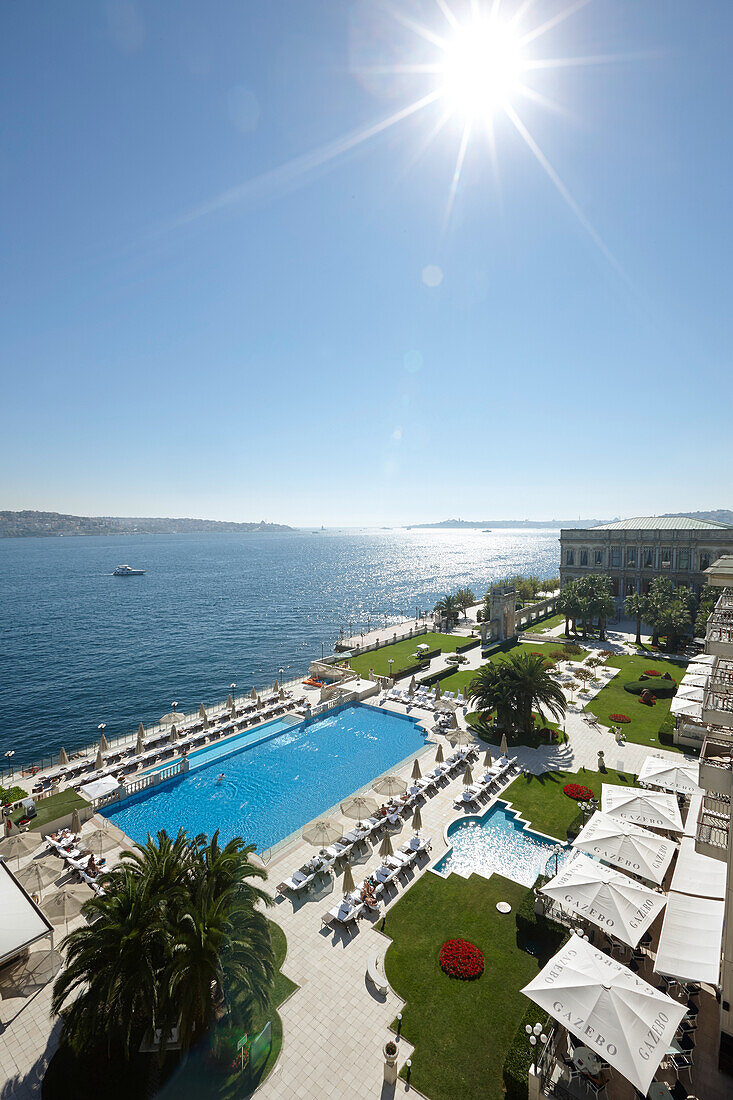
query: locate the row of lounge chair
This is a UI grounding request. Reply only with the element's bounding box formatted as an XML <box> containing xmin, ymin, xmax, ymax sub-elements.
<box><xmin>45</xmin><ymin>830</ymin><xmax>106</xmax><ymax>895</ymax></box>
<box><xmin>61</xmin><ymin>698</ymin><xmax>301</xmax><ymax>792</ymax></box>
<box><xmin>453</xmin><ymin>756</ymin><xmax>521</xmax><ymax>808</ymax></box>
<box><xmin>383</xmin><ymin>685</ymin><xmax>467</xmax><ymax>709</ymax></box>
<box><xmin>322</xmin><ymin>834</ymin><xmax>434</xmax><ymax>929</ymax></box>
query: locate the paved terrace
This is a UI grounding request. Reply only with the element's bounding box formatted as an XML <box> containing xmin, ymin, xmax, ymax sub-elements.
<box><xmin>0</xmin><ymin>628</ymin><xmax>701</xmax><ymax>1099</ymax></box>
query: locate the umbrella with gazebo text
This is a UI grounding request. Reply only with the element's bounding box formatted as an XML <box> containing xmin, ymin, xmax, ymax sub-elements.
<box><xmin>522</xmin><ymin>934</ymin><xmax>686</xmax><ymax>1095</ymax></box>
<box><xmin>572</xmin><ymin>811</ymin><xmax>676</xmax><ymax>886</ymax></box>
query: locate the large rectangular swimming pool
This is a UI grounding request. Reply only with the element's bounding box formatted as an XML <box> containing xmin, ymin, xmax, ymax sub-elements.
<box><xmin>101</xmin><ymin>703</ymin><xmax>427</xmax><ymax>851</ymax></box>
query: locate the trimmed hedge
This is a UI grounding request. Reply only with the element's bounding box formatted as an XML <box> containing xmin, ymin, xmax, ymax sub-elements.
<box><xmin>419</xmin><ymin>665</ymin><xmax>463</xmax><ymax>687</ymax></box>
<box><xmin>416</xmin><ymin>647</ymin><xmax>441</xmax><ymax>662</ymax></box>
<box><xmin>503</xmin><ymin>1003</ymin><xmax>552</xmax><ymax>1100</ymax></box>
<box><xmin>658</xmin><ymin>713</ymin><xmax>675</xmax><ymax>746</ymax></box>
<box><xmin>456</xmin><ymin>638</ymin><xmax>481</xmax><ymax>653</ymax></box>
<box><xmin>624</xmin><ymin>679</ymin><xmax>677</xmax><ymax>699</ymax></box>
<box><xmin>394</xmin><ymin>660</ymin><xmax>429</xmax><ymax>682</ymax></box>
<box><xmin>515</xmin><ymin>878</ymin><xmax>568</xmax><ymax>959</ymax></box>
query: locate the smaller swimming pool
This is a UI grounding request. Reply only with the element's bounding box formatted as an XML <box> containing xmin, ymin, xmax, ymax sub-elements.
<box><xmin>433</xmin><ymin>800</ymin><xmax>571</xmax><ymax>887</ymax></box>
<box><xmin>143</xmin><ymin>716</ymin><xmax>299</xmax><ymax>776</ymax></box>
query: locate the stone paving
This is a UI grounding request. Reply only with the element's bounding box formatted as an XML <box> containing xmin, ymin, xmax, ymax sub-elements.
<box><xmin>0</xmin><ymin>631</ymin><xmax>697</xmax><ymax>1099</ymax></box>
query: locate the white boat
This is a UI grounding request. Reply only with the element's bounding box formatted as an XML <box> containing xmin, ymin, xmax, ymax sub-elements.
<box><xmin>113</xmin><ymin>564</ymin><xmax>146</xmax><ymax>576</ymax></box>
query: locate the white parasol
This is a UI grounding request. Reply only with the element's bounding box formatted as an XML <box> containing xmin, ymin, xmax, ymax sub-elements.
<box><xmin>573</xmin><ymin>811</ymin><xmax>676</xmax><ymax>885</ymax></box>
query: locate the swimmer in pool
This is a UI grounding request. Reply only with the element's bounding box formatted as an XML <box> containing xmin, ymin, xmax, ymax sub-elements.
<box><xmin>216</xmin><ymin>773</ymin><xmax>225</xmax><ymax>783</ymax></box>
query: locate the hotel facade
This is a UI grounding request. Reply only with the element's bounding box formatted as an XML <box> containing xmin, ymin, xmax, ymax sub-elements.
<box><xmin>559</xmin><ymin>516</ymin><xmax>733</xmax><ymax>605</ymax></box>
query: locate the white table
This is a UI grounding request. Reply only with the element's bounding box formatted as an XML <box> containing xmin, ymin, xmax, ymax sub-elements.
<box><xmin>573</xmin><ymin>1046</ymin><xmax>602</xmax><ymax>1075</ymax></box>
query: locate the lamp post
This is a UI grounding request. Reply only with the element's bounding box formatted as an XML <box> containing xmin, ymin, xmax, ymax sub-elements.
<box><xmin>4</xmin><ymin>750</ymin><xmax>15</xmax><ymax>780</ymax></box>
<box><xmin>388</xmin><ymin>658</ymin><xmax>394</xmax><ymax>683</ymax></box>
<box><xmin>551</xmin><ymin>844</ymin><xmax>563</xmax><ymax>876</ymax></box>
<box><xmin>525</xmin><ymin>1022</ymin><xmax>548</xmax><ymax>1051</ymax></box>
<box><xmin>279</xmin><ymin>668</ymin><xmax>284</xmax><ymax>688</ymax></box>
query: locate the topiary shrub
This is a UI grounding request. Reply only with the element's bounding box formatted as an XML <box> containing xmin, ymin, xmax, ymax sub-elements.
<box><xmin>624</xmin><ymin>679</ymin><xmax>676</xmax><ymax>699</ymax></box>
<box><xmin>658</xmin><ymin>713</ymin><xmax>675</xmax><ymax>746</ymax></box>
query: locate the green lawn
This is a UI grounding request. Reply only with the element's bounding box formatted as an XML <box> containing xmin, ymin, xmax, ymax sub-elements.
<box><xmin>502</xmin><ymin>767</ymin><xmax>637</xmax><ymax>840</ymax></box>
<box><xmin>10</xmin><ymin>787</ymin><xmax>86</xmax><ymax>831</ymax></box>
<box><xmin>383</xmin><ymin>872</ymin><xmax>540</xmax><ymax>1100</ymax></box>
<box><xmin>584</xmin><ymin>653</ymin><xmax>687</xmax><ymax>752</ymax></box>
<box><xmin>524</xmin><ymin>612</ymin><xmax>566</xmax><ymax>634</ymax></box>
<box><xmin>347</xmin><ymin>631</ymin><xmax>477</xmax><ymax>679</ymax></box>
<box><xmin>436</xmin><ymin>640</ymin><xmax>587</xmax><ymax>698</ymax></box>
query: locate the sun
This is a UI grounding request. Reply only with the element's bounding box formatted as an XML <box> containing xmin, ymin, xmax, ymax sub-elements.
<box><xmin>437</xmin><ymin>16</ymin><xmax>526</xmax><ymax>121</ymax></box>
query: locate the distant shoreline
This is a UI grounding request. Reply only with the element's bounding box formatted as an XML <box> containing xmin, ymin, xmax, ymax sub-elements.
<box><xmin>0</xmin><ymin>510</ymin><xmax>293</xmax><ymax>539</ymax></box>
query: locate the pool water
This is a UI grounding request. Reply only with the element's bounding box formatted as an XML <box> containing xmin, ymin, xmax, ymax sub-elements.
<box><xmin>143</xmin><ymin>716</ymin><xmax>299</xmax><ymax>775</ymax></box>
<box><xmin>433</xmin><ymin>801</ymin><xmax>571</xmax><ymax>887</ymax></box>
<box><xmin>101</xmin><ymin>703</ymin><xmax>426</xmax><ymax>851</ymax></box>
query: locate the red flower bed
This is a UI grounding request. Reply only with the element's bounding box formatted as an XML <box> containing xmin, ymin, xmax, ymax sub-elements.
<box><xmin>439</xmin><ymin>939</ymin><xmax>484</xmax><ymax>980</ymax></box>
<box><xmin>643</xmin><ymin>669</ymin><xmax>661</xmax><ymax>677</ymax></box>
<box><xmin>609</xmin><ymin>713</ymin><xmax>630</xmax><ymax>723</ymax></box>
<box><xmin>563</xmin><ymin>783</ymin><xmax>594</xmax><ymax>801</ymax></box>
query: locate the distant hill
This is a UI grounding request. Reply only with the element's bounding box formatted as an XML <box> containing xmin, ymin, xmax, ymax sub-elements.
<box><xmin>662</xmin><ymin>510</ymin><xmax>733</xmax><ymax>526</ymax></box>
<box><xmin>404</xmin><ymin>519</ymin><xmax>609</xmax><ymax>530</ymax></box>
<box><xmin>0</xmin><ymin>511</ymin><xmax>293</xmax><ymax>538</ymax></box>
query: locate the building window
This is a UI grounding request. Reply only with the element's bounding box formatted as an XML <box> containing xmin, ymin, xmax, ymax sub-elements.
<box><xmin>661</xmin><ymin>548</ymin><xmax>672</xmax><ymax>566</ymax></box>
<box><xmin>580</xmin><ymin>550</ymin><xmax>588</xmax><ymax>566</ymax></box>
<box><xmin>643</xmin><ymin>548</ymin><xmax>654</xmax><ymax>568</ymax></box>
<box><xmin>611</xmin><ymin>546</ymin><xmax>621</xmax><ymax>568</ymax></box>
<box><xmin>594</xmin><ymin>550</ymin><xmax>603</xmax><ymax>565</ymax></box>
<box><xmin>566</xmin><ymin>550</ymin><xmax>575</xmax><ymax>566</ymax></box>
<box><xmin>700</xmin><ymin>552</ymin><xmax>710</xmax><ymax>570</ymax></box>
<box><xmin>626</xmin><ymin>548</ymin><xmax>636</xmax><ymax>566</ymax></box>
<box><xmin>678</xmin><ymin>548</ymin><xmax>690</xmax><ymax>570</ymax></box>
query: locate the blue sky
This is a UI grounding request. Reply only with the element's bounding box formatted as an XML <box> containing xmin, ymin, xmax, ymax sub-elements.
<box><xmin>1</xmin><ymin>1</ymin><xmax>731</xmax><ymax>526</ymax></box>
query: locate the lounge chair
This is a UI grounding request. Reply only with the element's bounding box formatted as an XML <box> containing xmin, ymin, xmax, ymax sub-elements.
<box><xmin>276</xmin><ymin>869</ymin><xmax>315</xmax><ymax>895</ymax></box>
<box><xmin>400</xmin><ymin>835</ymin><xmax>432</xmax><ymax>855</ymax></box>
<box><xmin>374</xmin><ymin>863</ymin><xmax>398</xmax><ymax>886</ymax></box>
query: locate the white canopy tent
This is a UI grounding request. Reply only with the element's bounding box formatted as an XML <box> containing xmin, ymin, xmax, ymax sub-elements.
<box><xmin>602</xmin><ymin>785</ymin><xmax>683</xmax><ymax>833</ymax></box>
<box><xmin>0</xmin><ymin>861</ymin><xmax>54</xmax><ymax>967</ymax></box>
<box><xmin>670</xmin><ymin>696</ymin><xmax>702</xmax><ymax>719</ymax></box>
<box><xmin>541</xmin><ymin>851</ymin><xmax>666</xmax><ymax>948</ymax></box>
<box><xmin>675</xmin><ymin>685</ymin><xmax>705</xmax><ymax>702</ymax></box>
<box><xmin>655</xmin><ymin>892</ymin><xmax>724</xmax><ymax>985</ymax></box>
<box><xmin>573</xmin><ymin>811</ymin><xmax>675</xmax><ymax>885</ymax></box>
<box><xmin>670</xmin><ymin>837</ymin><xmax>726</xmax><ymax>900</ymax></box>
<box><xmin>522</xmin><ymin>934</ymin><xmax>687</xmax><ymax>1095</ymax></box>
<box><xmin>677</xmin><ymin>672</ymin><xmax>709</xmax><ymax>688</ymax></box>
<box><xmin>79</xmin><ymin>775</ymin><xmax>120</xmax><ymax>802</ymax></box>
<box><xmin>637</xmin><ymin>757</ymin><xmax>702</xmax><ymax>797</ymax></box>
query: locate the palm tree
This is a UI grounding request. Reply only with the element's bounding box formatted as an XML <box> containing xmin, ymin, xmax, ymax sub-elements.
<box><xmin>52</xmin><ymin>830</ymin><xmax>275</xmax><ymax>1060</ymax></box>
<box><xmin>556</xmin><ymin>582</ymin><xmax>580</xmax><ymax>636</ymax></box>
<box><xmin>51</xmin><ymin>868</ymin><xmax>165</xmax><ymax>1056</ymax></box>
<box><xmin>646</xmin><ymin>577</ymin><xmax>675</xmax><ymax>648</ymax></box>
<box><xmin>454</xmin><ymin>587</ymin><xmax>476</xmax><ymax>619</ymax></box>
<box><xmin>624</xmin><ymin>592</ymin><xmax>647</xmax><ymax>646</ymax></box>
<box><xmin>502</xmin><ymin>651</ymin><xmax>567</xmax><ymax>735</ymax></box>
<box><xmin>434</xmin><ymin>593</ymin><xmax>459</xmax><ymax>627</ymax></box>
<box><xmin>467</xmin><ymin>663</ymin><xmax>516</xmax><ymax>730</ymax></box>
<box><xmin>656</xmin><ymin>599</ymin><xmax>692</xmax><ymax>653</ymax></box>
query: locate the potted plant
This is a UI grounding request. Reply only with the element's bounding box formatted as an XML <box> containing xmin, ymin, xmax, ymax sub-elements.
<box><xmin>383</xmin><ymin>1039</ymin><xmax>399</xmax><ymax>1084</ymax></box>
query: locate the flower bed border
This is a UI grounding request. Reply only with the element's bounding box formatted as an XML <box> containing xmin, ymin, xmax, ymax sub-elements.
<box><xmin>439</xmin><ymin>938</ymin><xmax>484</xmax><ymax>981</ymax></box>
<box><xmin>609</xmin><ymin>713</ymin><xmax>631</xmax><ymax>723</ymax></box>
<box><xmin>563</xmin><ymin>783</ymin><xmax>594</xmax><ymax>802</ymax></box>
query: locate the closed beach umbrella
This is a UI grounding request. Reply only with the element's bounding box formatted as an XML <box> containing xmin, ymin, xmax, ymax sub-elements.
<box><xmin>43</xmin><ymin>884</ymin><xmax>90</xmax><ymax>928</ymax></box>
<box><xmin>342</xmin><ymin>861</ymin><xmax>355</xmax><ymax>896</ymax></box>
<box><xmin>500</xmin><ymin>732</ymin><xmax>508</xmax><ymax>756</ymax></box>
<box><xmin>412</xmin><ymin>806</ymin><xmax>423</xmax><ymax>833</ymax></box>
<box><xmin>94</xmin><ymin>747</ymin><xmax>104</xmax><ymax>771</ymax></box>
<box><xmin>230</xmin><ymin>703</ymin><xmax>237</xmax><ymax>720</ymax></box>
<box><xmin>449</xmin><ymin>711</ymin><xmax>458</xmax><ymax>729</ymax></box>
<box><xmin>411</xmin><ymin>758</ymin><xmax>422</xmax><ymax>780</ymax></box>
<box><xmin>256</xmin><ymin>695</ymin><xmax>263</xmax><ymax>710</ymax></box>
<box><xmin>409</xmin><ymin>676</ymin><xmax>416</xmax><ymax>695</ymax></box>
<box><xmin>302</xmin><ymin>819</ymin><xmax>343</xmax><ymax>847</ymax></box>
<box><xmin>434</xmin><ymin>682</ymin><xmax>441</xmax><ymax>699</ymax></box>
<box><xmin>435</xmin><ymin>743</ymin><xmax>444</xmax><ymax>764</ymax></box>
<box><xmin>250</xmin><ymin>687</ymin><xmax>257</xmax><ymax>700</ymax></box>
<box><xmin>373</xmin><ymin>775</ymin><xmax>407</xmax><ymax>798</ymax></box>
<box><xmin>17</xmin><ymin>861</ymin><xmax>58</xmax><ymax>897</ymax></box>
<box><xmin>226</xmin><ymin>694</ymin><xmax>234</xmax><ymax>709</ymax></box>
<box><xmin>279</xmin><ymin>688</ymin><xmax>285</xmax><ymax>700</ymax></box>
<box><xmin>0</xmin><ymin>831</ymin><xmax>38</xmax><ymax>867</ymax></box>
<box><xmin>522</xmin><ymin>935</ymin><xmax>686</xmax><ymax>1095</ymax></box>
<box><xmin>273</xmin><ymin>680</ymin><xmax>279</xmax><ymax>693</ymax></box>
<box><xmin>70</xmin><ymin>809</ymin><xmax>82</xmax><ymax>835</ymax></box>
<box><xmin>168</xmin><ymin>724</ymin><xmax>178</xmax><ymax>744</ymax></box>
<box><xmin>136</xmin><ymin>729</ymin><xmax>145</xmax><ymax>756</ymax></box>
<box><xmin>463</xmin><ymin>765</ymin><xmax>474</xmax><ymax>787</ymax></box>
<box><xmin>84</xmin><ymin>828</ymin><xmax>117</xmax><ymax>857</ymax></box>
<box><xmin>341</xmin><ymin>794</ymin><xmax>378</xmax><ymax>824</ymax></box>
<box><xmin>379</xmin><ymin>833</ymin><xmax>394</xmax><ymax>858</ymax></box>
<box><xmin>58</xmin><ymin>747</ymin><xmax>69</xmax><ymax>767</ymax></box>
<box><xmin>483</xmin><ymin>748</ymin><xmax>493</xmax><ymax>768</ymax></box>
<box><xmin>99</xmin><ymin>733</ymin><xmax>109</xmax><ymax>753</ymax></box>
<box><xmin>199</xmin><ymin>704</ymin><xmax>207</xmax><ymax>720</ymax></box>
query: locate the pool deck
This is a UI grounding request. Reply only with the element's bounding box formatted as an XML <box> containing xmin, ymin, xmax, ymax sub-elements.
<box><xmin>0</xmin><ymin>632</ymin><xmax>701</xmax><ymax>1099</ymax></box>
